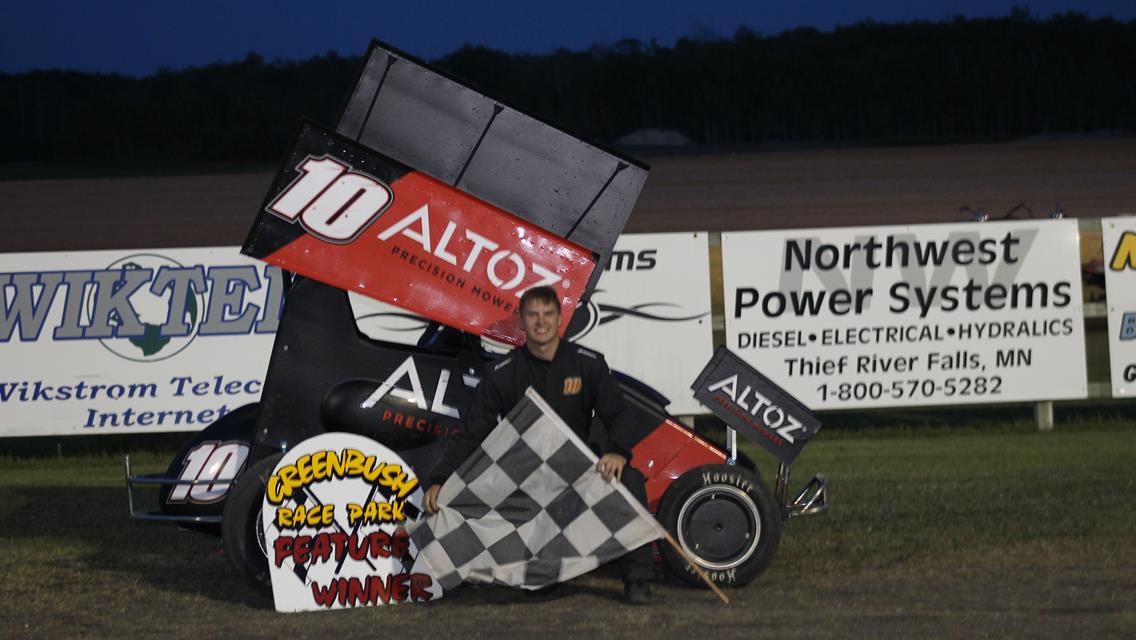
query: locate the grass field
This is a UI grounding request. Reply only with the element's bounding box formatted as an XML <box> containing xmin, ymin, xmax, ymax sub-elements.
<box><xmin>2</xmin><ymin>419</ymin><xmax>1134</xmax><ymax>639</ymax></box>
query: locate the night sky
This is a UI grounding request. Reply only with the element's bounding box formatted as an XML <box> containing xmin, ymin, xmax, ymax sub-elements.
<box><xmin>2</xmin><ymin>1</ymin><xmax>1133</xmax><ymax>76</ymax></box>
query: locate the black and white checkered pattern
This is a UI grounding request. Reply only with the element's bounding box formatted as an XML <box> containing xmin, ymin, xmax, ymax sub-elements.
<box><xmin>407</xmin><ymin>388</ymin><xmax>664</xmax><ymax>590</ymax></box>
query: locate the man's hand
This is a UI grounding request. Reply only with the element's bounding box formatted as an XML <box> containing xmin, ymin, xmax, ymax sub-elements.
<box><xmin>597</xmin><ymin>453</ymin><xmax>627</xmax><ymax>483</ymax></box>
<box><xmin>424</xmin><ymin>484</ymin><xmax>443</xmax><ymax>514</ymax></box>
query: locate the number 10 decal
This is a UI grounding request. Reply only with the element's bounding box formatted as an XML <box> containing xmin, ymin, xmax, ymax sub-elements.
<box><xmin>267</xmin><ymin>155</ymin><xmax>394</xmax><ymax>243</ymax></box>
<box><xmin>167</xmin><ymin>441</ymin><xmax>251</xmax><ymax>504</ymax></box>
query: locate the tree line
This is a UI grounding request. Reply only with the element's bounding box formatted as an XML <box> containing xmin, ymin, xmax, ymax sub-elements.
<box><xmin>2</xmin><ymin>10</ymin><xmax>1133</xmax><ymax>170</ymax></box>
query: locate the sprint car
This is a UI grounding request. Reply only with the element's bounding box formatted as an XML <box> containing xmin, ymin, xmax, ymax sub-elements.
<box><xmin>126</xmin><ymin>40</ymin><xmax>826</xmax><ymax>590</ymax></box>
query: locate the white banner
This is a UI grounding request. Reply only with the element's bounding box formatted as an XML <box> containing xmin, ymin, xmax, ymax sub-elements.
<box><xmin>0</xmin><ymin>248</ymin><xmax>281</xmax><ymax>436</ymax></box>
<box><xmin>352</xmin><ymin>233</ymin><xmax>714</xmax><ymax>415</ymax></box>
<box><xmin>1103</xmin><ymin>217</ymin><xmax>1136</xmax><ymax>397</ymax></box>
<box><xmin>722</xmin><ymin>220</ymin><xmax>1088</xmax><ymax>409</ymax></box>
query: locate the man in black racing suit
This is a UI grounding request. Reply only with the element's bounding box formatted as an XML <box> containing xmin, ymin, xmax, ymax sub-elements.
<box><xmin>423</xmin><ymin>285</ymin><xmax>654</xmax><ymax>604</ymax></box>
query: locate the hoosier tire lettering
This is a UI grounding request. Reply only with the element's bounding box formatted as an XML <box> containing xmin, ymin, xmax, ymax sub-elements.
<box><xmin>658</xmin><ymin>464</ymin><xmax>781</xmax><ymax>588</ymax></box>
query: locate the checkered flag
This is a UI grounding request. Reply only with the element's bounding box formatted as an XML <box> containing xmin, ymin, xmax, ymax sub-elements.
<box><xmin>406</xmin><ymin>388</ymin><xmax>665</xmax><ymax>590</ymax></box>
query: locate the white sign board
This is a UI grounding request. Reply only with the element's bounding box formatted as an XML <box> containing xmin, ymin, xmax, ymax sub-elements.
<box><xmin>352</xmin><ymin>232</ymin><xmax>714</xmax><ymax>415</ymax></box>
<box><xmin>722</xmin><ymin>220</ymin><xmax>1088</xmax><ymax>409</ymax></box>
<box><xmin>1103</xmin><ymin>217</ymin><xmax>1136</xmax><ymax>397</ymax></box>
<box><xmin>264</xmin><ymin>432</ymin><xmax>439</xmax><ymax>612</ymax></box>
<box><xmin>0</xmin><ymin>248</ymin><xmax>281</xmax><ymax>436</ymax></box>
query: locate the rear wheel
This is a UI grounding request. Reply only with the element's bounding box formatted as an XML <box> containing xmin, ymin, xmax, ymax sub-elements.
<box><xmin>221</xmin><ymin>453</ymin><xmax>283</xmax><ymax>591</ymax></box>
<box><xmin>657</xmin><ymin>464</ymin><xmax>781</xmax><ymax>587</ymax></box>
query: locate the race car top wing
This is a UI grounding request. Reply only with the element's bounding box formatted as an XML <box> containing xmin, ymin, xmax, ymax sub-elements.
<box><xmin>243</xmin><ymin>121</ymin><xmax>596</xmax><ymax>345</ymax></box>
<box><xmin>336</xmin><ymin>41</ymin><xmax>649</xmax><ymax>300</ymax></box>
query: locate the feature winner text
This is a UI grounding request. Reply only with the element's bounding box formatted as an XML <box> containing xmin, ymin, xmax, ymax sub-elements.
<box><xmin>266</xmin><ymin>449</ymin><xmax>434</xmax><ymax>607</ymax></box>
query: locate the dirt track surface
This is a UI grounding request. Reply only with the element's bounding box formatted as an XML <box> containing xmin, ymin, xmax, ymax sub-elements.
<box><xmin>3</xmin><ymin>137</ymin><xmax>1135</xmax><ymax>253</ymax></box>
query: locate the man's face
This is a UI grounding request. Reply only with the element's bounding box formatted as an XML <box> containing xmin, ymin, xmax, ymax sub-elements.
<box><xmin>521</xmin><ymin>298</ymin><xmax>561</xmax><ymax>347</ymax></box>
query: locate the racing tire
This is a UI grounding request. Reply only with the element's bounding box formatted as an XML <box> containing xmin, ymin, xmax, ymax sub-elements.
<box><xmin>221</xmin><ymin>453</ymin><xmax>283</xmax><ymax>591</ymax></box>
<box><xmin>658</xmin><ymin>464</ymin><xmax>781</xmax><ymax>588</ymax></box>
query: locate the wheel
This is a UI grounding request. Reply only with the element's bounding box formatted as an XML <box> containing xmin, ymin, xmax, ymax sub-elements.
<box><xmin>657</xmin><ymin>464</ymin><xmax>782</xmax><ymax>587</ymax></box>
<box><xmin>221</xmin><ymin>452</ymin><xmax>283</xmax><ymax>591</ymax></box>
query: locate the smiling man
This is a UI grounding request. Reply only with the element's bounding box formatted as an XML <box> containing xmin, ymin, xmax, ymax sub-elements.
<box><xmin>423</xmin><ymin>285</ymin><xmax>654</xmax><ymax>604</ymax></box>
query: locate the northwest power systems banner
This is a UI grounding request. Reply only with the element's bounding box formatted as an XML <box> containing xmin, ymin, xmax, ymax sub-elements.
<box><xmin>0</xmin><ymin>248</ymin><xmax>281</xmax><ymax>436</ymax></box>
<box><xmin>722</xmin><ymin>220</ymin><xmax>1088</xmax><ymax>409</ymax></box>
<box><xmin>1103</xmin><ymin>217</ymin><xmax>1136</xmax><ymax>397</ymax></box>
<box><xmin>351</xmin><ymin>232</ymin><xmax>713</xmax><ymax>415</ymax></box>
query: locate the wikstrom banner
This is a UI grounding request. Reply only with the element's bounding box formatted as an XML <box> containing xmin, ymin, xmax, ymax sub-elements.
<box><xmin>0</xmin><ymin>248</ymin><xmax>281</xmax><ymax>437</ymax></box>
<box><xmin>722</xmin><ymin>220</ymin><xmax>1088</xmax><ymax>409</ymax></box>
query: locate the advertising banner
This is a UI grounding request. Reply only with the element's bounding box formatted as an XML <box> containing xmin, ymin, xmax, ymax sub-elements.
<box><xmin>722</xmin><ymin>220</ymin><xmax>1088</xmax><ymax>409</ymax></box>
<box><xmin>0</xmin><ymin>248</ymin><xmax>281</xmax><ymax>436</ymax></box>
<box><xmin>692</xmin><ymin>347</ymin><xmax>822</xmax><ymax>465</ymax></box>
<box><xmin>264</xmin><ymin>432</ymin><xmax>439</xmax><ymax>611</ymax></box>
<box><xmin>350</xmin><ymin>232</ymin><xmax>714</xmax><ymax>415</ymax></box>
<box><xmin>243</xmin><ymin>121</ymin><xmax>597</xmax><ymax>346</ymax></box>
<box><xmin>1103</xmin><ymin>217</ymin><xmax>1136</xmax><ymax>397</ymax></box>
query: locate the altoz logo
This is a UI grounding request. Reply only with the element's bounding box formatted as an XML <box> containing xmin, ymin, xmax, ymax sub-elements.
<box><xmin>565</xmin><ymin>289</ymin><xmax>708</xmax><ymax>341</ymax></box>
<box><xmin>0</xmin><ymin>254</ymin><xmax>284</xmax><ymax>362</ymax></box>
<box><xmin>270</xmin><ymin>153</ymin><xmax>566</xmax><ymax>296</ymax></box>
<box><xmin>1109</xmin><ymin>231</ymin><xmax>1136</xmax><ymax>271</ymax></box>
<box><xmin>707</xmin><ymin>374</ymin><xmax>808</xmax><ymax>444</ymax></box>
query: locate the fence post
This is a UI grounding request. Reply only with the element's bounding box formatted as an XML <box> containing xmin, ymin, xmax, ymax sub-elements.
<box><xmin>1034</xmin><ymin>401</ymin><xmax>1054</xmax><ymax>431</ymax></box>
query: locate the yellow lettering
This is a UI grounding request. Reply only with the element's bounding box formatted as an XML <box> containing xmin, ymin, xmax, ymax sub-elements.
<box><xmin>343</xmin><ymin>449</ymin><xmax>365</xmax><ymax>476</ymax></box>
<box><xmin>362</xmin><ymin>456</ymin><xmax>383</xmax><ymax>483</ymax></box>
<box><xmin>296</xmin><ymin>454</ymin><xmax>313</xmax><ymax>486</ymax></box>
<box><xmin>1111</xmin><ymin>231</ymin><xmax>1136</xmax><ymax>271</ymax></box>
<box><xmin>267</xmin><ymin>475</ymin><xmax>283</xmax><ymax>504</ymax></box>
<box><xmin>276</xmin><ymin>507</ymin><xmax>293</xmax><ymax>528</ymax></box>
<box><xmin>310</xmin><ymin>450</ymin><xmax>328</xmax><ymax>481</ymax></box>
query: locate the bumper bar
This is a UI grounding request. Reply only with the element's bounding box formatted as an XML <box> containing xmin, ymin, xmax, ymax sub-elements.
<box><xmin>124</xmin><ymin>455</ymin><xmax>228</xmax><ymax>524</ymax></box>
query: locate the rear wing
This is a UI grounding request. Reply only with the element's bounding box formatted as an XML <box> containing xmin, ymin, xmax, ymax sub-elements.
<box><xmin>243</xmin><ymin>40</ymin><xmax>649</xmax><ymax>344</ymax></box>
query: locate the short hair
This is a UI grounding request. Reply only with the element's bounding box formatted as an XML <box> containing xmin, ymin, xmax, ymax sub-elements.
<box><xmin>520</xmin><ymin>286</ymin><xmax>561</xmax><ymax>313</ymax></box>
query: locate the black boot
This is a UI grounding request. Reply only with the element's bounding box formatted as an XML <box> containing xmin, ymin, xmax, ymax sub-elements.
<box><xmin>623</xmin><ymin>580</ymin><xmax>652</xmax><ymax>605</ymax></box>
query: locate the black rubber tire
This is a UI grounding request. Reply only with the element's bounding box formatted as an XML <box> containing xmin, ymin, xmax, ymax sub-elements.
<box><xmin>657</xmin><ymin>464</ymin><xmax>781</xmax><ymax>588</ymax></box>
<box><xmin>221</xmin><ymin>453</ymin><xmax>283</xmax><ymax>591</ymax></box>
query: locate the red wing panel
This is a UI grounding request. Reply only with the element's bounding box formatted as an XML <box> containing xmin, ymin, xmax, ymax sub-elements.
<box><xmin>631</xmin><ymin>419</ymin><xmax>726</xmax><ymax>512</ymax></box>
<box><xmin>244</xmin><ymin>122</ymin><xmax>596</xmax><ymax>345</ymax></box>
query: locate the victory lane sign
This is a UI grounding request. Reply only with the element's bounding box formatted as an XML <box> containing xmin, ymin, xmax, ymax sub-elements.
<box><xmin>263</xmin><ymin>432</ymin><xmax>441</xmax><ymax>612</ymax></box>
<box><xmin>692</xmin><ymin>347</ymin><xmax>822</xmax><ymax>465</ymax></box>
<box><xmin>243</xmin><ymin>121</ymin><xmax>597</xmax><ymax>346</ymax></box>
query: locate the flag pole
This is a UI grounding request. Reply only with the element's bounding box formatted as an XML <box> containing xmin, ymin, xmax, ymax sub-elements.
<box><xmin>660</xmin><ymin>530</ymin><xmax>730</xmax><ymax>605</ymax></box>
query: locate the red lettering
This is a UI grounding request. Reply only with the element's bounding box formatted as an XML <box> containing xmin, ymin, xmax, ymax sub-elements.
<box><xmin>311</xmin><ymin>579</ymin><xmax>338</xmax><ymax>607</ymax></box>
<box><xmin>369</xmin><ymin>574</ymin><xmax>392</xmax><ymax>604</ymax></box>
<box><xmin>294</xmin><ymin>535</ymin><xmax>312</xmax><ymax>565</ymax></box>
<box><xmin>390</xmin><ymin>572</ymin><xmax>410</xmax><ymax>602</ymax></box>
<box><xmin>274</xmin><ymin>535</ymin><xmax>294</xmax><ymax>567</ymax></box>
<box><xmin>392</xmin><ymin>530</ymin><xmax>410</xmax><ymax>558</ymax></box>
<box><xmin>346</xmin><ymin>576</ymin><xmax>367</xmax><ymax>605</ymax></box>
<box><xmin>329</xmin><ymin>532</ymin><xmax>348</xmax><ymax>561</ymax></box>
<box><xmin>410</xmin><ymin>574</ymin><xmax>434</xmax><ymax>601</ymax></box>
<box><xmin>311</xmin><ymin>532</ymin><xmax>332</xmax><ymax>563</ymax></box>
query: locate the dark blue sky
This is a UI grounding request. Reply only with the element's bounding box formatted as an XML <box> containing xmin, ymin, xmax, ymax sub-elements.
<box><xmin>2</xmin><ymin>1</ymin><xmax>1132</xmax><ymax>76</ymax></box>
